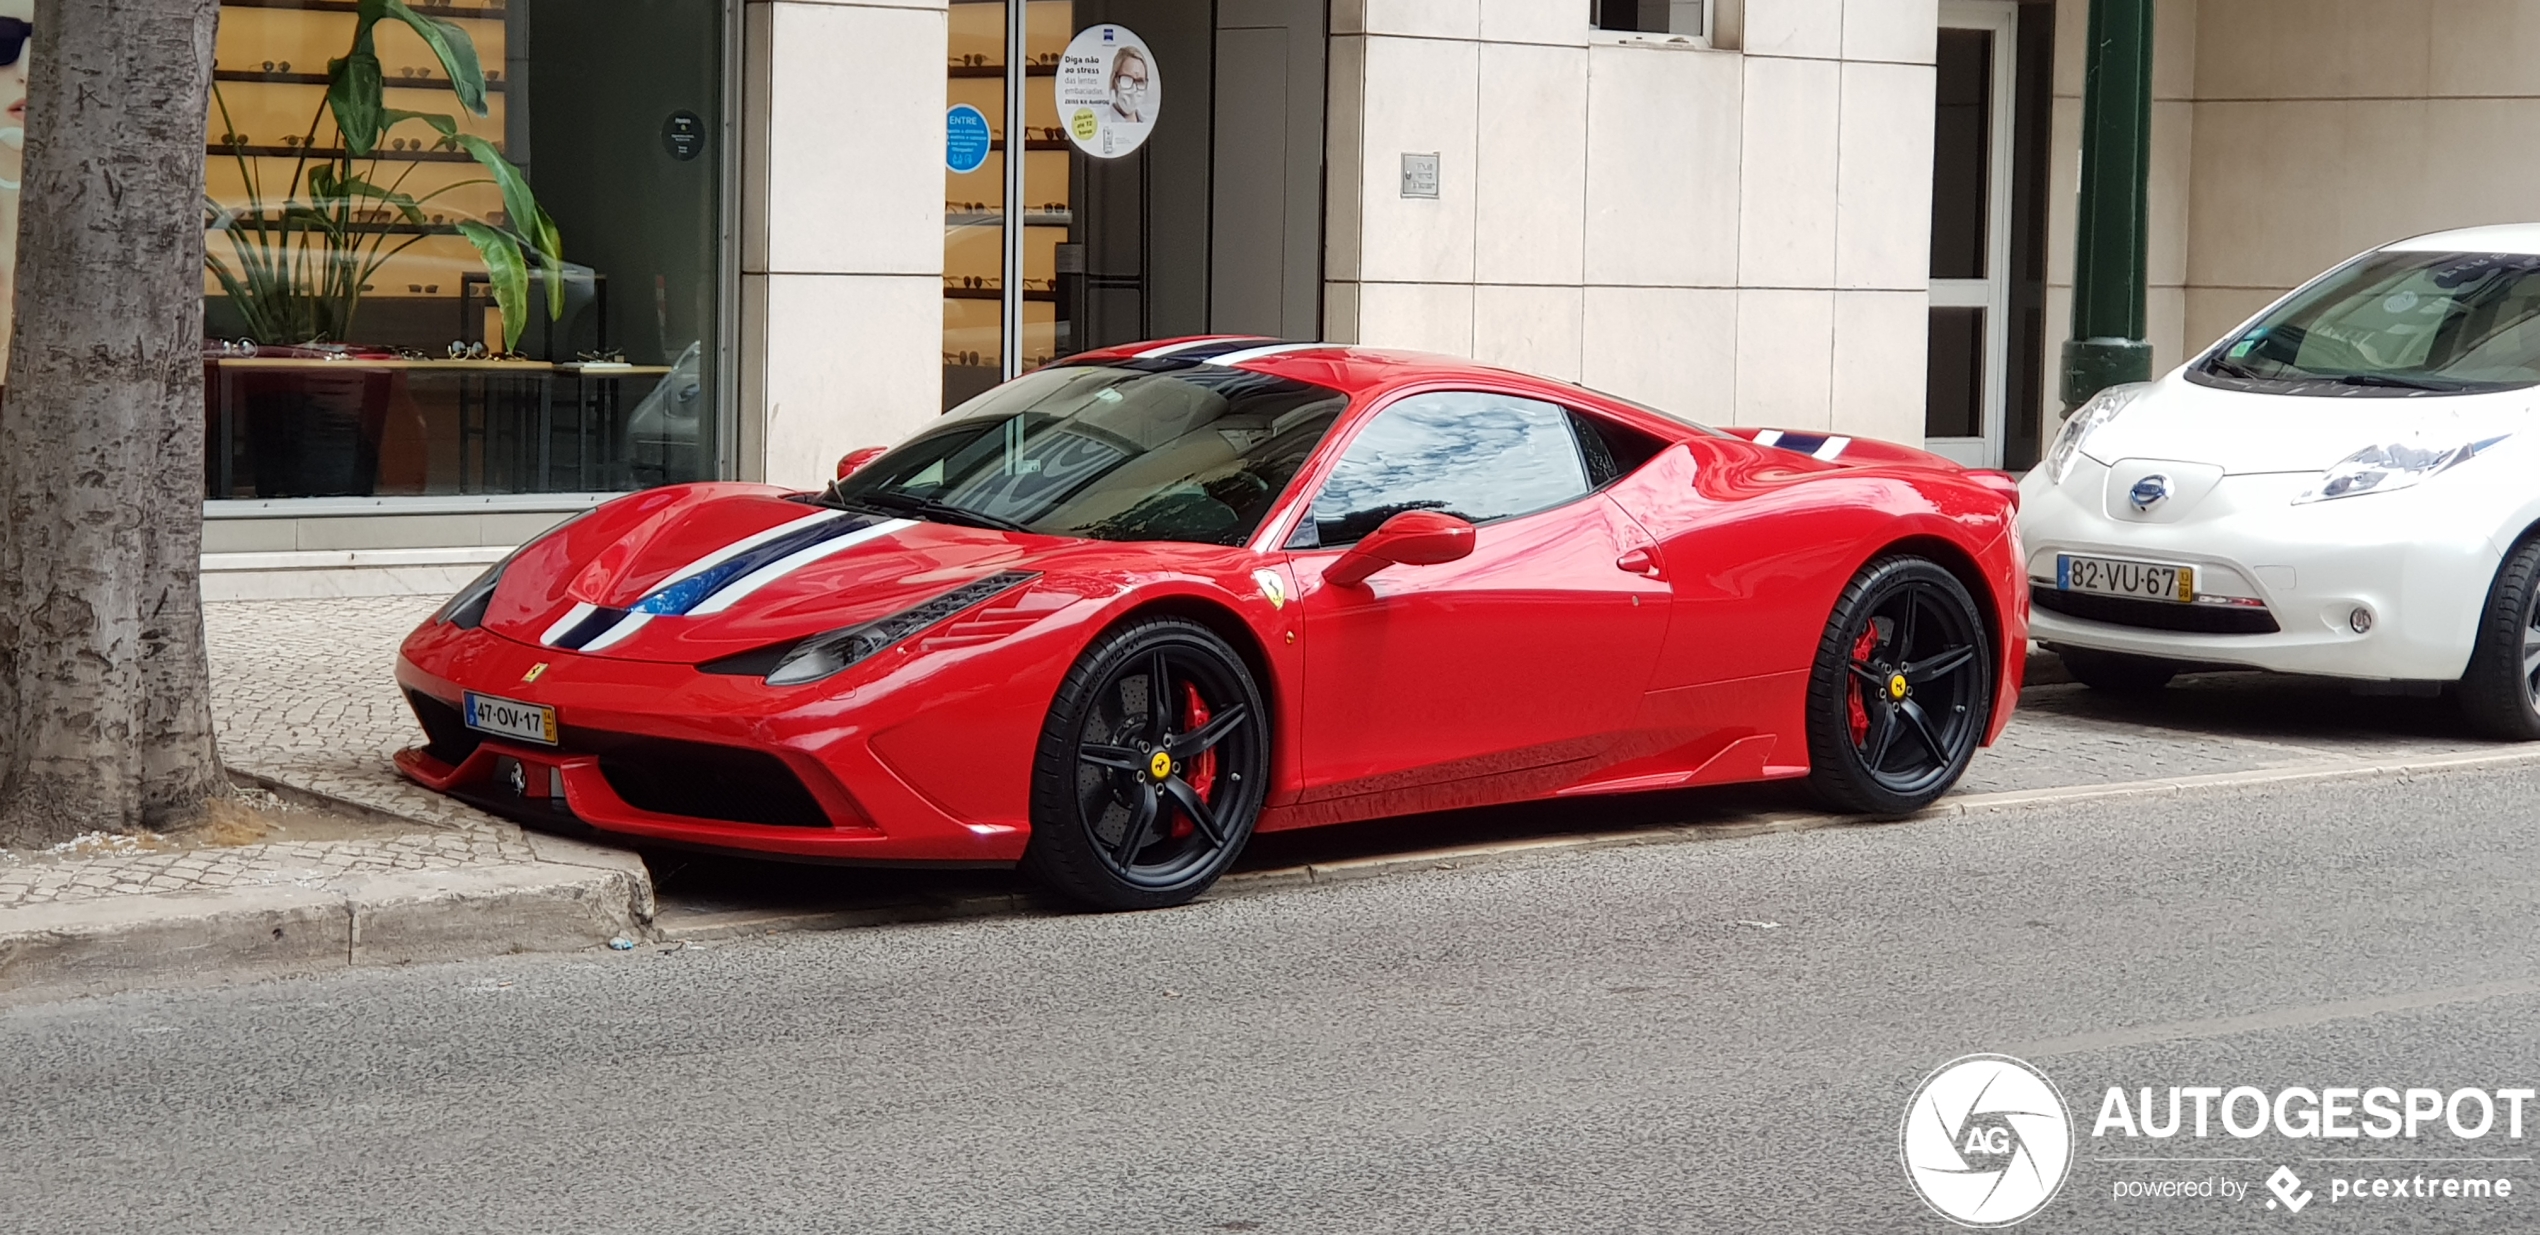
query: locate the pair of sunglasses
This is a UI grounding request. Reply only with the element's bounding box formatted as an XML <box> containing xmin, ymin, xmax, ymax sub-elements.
<box><xmin>0</xmin><ymin>19</ymin><xmax>27</xmax><ymax>69</ymax></box>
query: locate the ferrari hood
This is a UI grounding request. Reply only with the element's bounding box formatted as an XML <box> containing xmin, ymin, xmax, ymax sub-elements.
<box><xmin>2080</xmin><ymin>373</ymin><xmax>2536</xmax><ymax>474</ymax></box>
<box><xmin>480</xmin><ymin>484</ymin><xmax>1050</xmax><ymax>663</ymax></box>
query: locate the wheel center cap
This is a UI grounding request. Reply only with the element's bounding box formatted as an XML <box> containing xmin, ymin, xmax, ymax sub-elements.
<box><xmin>1149</xmin><ymin>750</ymin><xmax>1174</xmax><ymax>781</ymax></box>
<box><xmin>1888</xmin><ymin>673</ymin><xmax>1909</xmax><ymax>702</ymax></box>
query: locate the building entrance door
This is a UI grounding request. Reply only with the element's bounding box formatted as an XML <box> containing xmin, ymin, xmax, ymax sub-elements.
<box><xmin>941</xmin><ymin>0</ymin><xmax>1324</xmax><ymax>410</ymax></box>
<box><xmin>1925</xmin><ymin>0</ymin><xmax>2018</xmax><ymax>467</ymax></box>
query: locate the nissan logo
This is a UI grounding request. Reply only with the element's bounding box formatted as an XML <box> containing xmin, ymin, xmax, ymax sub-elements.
<box><xmin>2128</xmin><ymin>474</ymin><xmax>2172</xmax><ymax>512</ymax></box>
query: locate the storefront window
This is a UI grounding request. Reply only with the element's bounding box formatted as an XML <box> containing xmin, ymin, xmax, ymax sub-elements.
<box><xmin>201</xmin><ymin>0</ymin><xmax>724</xmax><ymax>499</ymax></box>
<box><xmin>945</xmin><ymin>1</ymin><xmax>1319</xmax><ymax>410</ymax></box>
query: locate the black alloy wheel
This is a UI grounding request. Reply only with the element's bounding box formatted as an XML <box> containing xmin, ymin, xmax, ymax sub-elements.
<box><xmin>1022</xmin><ymin>618</ymin><xmax>1269</xmax><ymax>910</ymax></box>
<box><xmin>1804</xmin><ymin>556</ymin><xmax>1995</xmax><ymax>814</ymax></box>
<box><xmin>2457</xmin><ymin>536</ymin><xmax>2540</xmax><ymax>741</ymax></box>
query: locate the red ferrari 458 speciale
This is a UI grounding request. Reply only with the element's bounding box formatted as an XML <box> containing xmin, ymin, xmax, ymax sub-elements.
<box><xmin>396</xmin><ymin>338</ymin><xmax>2027</xmax><ymax>909</ymax></box>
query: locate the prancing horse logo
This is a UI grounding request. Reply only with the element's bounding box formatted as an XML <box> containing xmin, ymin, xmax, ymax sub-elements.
<box><xmin>2128</xmin><ymin>474</ymin><xmax>2172</xmax><ymax>512</ymax></box>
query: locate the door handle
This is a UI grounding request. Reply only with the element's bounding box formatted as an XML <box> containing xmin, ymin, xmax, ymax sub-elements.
<box><xmin>1616</xmin><ymin>548</ymin><xmax>1661</xmax><ymax>578</ymax></box>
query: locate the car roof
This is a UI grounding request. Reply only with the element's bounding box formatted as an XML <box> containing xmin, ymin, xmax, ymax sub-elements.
<box><xmin>2383</xmin><ymin>223</ymin><xmax>2540</xmax><ymax>256</ymax></box>
<box><xmin>1068</xmin><ymin>335</ymin><xmax>1624</xmax><ymax>402</ymax></box>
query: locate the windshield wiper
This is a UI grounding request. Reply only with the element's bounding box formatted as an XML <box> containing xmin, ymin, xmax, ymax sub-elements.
<box><xmin>2327</xmin><ymin>372</ymin><xmax>2464</xmax><ymax>392</ymax></box>
<box><xmin>2202</xmin><ymin>355</ymin><xmax>2267</xmax><ymax>380</ymax></box>
<box><xmin>840</xmin><ymin>489</ymin><xmax>1036</xmax><ymax>534</ymax></box>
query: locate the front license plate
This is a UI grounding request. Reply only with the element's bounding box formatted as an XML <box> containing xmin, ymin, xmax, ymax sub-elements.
<box><xmin>463</xmin><ymin>691</ymin><xmax>558</xmax><ymax>746</ymax></box>
<box><xmin>2057</xmin><ymin>554</ymin><xmax>2195</xmax><ymax>603</ymax></box>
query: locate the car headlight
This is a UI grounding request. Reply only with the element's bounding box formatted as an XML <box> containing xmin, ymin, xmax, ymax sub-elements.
<box><xmin>710</xmin><ymin>571</ymin><xmax>1040</xmax><ymax>687</ymax></box>
<box><xmin>2292</xmin><ymin>434</ymin><xmax>2509</xmax><ymax>504</ymax></box>
<box><xmin>2042</xmin><ymin>382</ymin><xmax>2155</xmax><ymax>485</ymax></box>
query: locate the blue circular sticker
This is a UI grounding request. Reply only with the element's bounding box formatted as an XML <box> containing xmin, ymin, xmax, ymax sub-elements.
<box><xmin>946</xmin><ymin>103</ymin><xmax>991</xmax><ymax>174</ymax></box>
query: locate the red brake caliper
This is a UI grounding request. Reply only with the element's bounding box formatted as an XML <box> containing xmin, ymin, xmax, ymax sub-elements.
<box><xmin>1847</xmin><ymin>624</ymin><xmax>1881</xmax><ymax>745</ymax></box>
<box><xmin>1169</xmin><ymin>685</ymin><xmax>1215</xmax><ymax>840</ymax></box>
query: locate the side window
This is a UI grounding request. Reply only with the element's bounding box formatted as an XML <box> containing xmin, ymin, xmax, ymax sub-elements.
<box><xmin>1566</xmin><ymin>408</ymin><xmax>1670</xmax><ymax>488</ymax></box>
<box><xmin>1295</xmin><ymin>391</ymin><xmax>1592</xmax><ymax>548</ymax></box>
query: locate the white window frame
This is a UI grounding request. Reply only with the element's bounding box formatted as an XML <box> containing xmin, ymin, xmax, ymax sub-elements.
<box><xmin>1927</xmin><ymin>0</ymin><xmax>2020</xmax><ymax>469</ymax></box>
<box><xmin>1590</xmin><ymin>0</ymin><xmax>1712</xmax><ymax>46</ymax></box>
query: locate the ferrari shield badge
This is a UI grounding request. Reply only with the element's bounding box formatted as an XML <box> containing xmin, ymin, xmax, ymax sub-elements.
<box><xmin>1252</xmin><ymin>568</ymin><xmax>1287</xmax><ymax>610</ymax></box>
<box><xmin>522</xmin><ymin>663</ymin><xmax>549</xmax><ymax>683</ymax></box>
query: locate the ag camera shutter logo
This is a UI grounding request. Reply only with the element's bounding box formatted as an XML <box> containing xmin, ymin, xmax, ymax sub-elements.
<box><xmin>1902</xmin><ymin>1054</ymin><xmax>2075</xmax><ymax>1227</ymax></box>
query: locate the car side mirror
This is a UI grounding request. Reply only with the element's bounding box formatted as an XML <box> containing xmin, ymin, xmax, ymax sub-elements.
<box><xmin>1323</xmin><ymin>510</ymin><xmax>1476</xmax><ymax>588</ymax></box>
<box><xmin>834</xmin><ymin>446</ymin><xmax>888</xmax><ymax>480</ymax></box>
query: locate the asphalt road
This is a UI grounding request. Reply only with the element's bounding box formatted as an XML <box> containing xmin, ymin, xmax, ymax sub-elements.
<box><xmin>8</xmin><ymin>766</ymin><xmax>2540</xmax><ymax>1234</ymax></box>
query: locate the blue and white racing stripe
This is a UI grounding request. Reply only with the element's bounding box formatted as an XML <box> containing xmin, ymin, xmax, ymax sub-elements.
<box><xmin>1751</xmin><ymin>428</ymin><xmax>1853</xmax><ymax>462</ymax></box>
<box><xmin>542</xmin><ymin>509</ymin><xmax>916</xmax><ymax>652</ymax></box>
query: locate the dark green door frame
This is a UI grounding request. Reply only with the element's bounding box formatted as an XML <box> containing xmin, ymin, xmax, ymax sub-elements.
<box><xmin>2059</xmin><ymin>0</ymin><xmax>2154</xmax><ymax>412</ymax></box>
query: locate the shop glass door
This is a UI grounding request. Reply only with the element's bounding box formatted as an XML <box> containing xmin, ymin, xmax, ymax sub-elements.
<box><xmin>942</xmin><ymin>0</ymin><xmax>1321</xmax><ymax>411</ymax></box>
<box><xmin>1926</xmin><ymin>0</ymin><xmax>2017</xmax><ymax>468</ymax></box>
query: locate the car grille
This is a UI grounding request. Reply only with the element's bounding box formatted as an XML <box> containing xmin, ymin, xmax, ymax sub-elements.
<box><xmin>572</xmin><ymin>730</ymin><xmax>835</xmax><ymax>829</ymax></box>
<box><xmin>2032</xmin><ymin>586</ymin><xmax>2281</xmax><ymax>634</ymax></box>
<box><xmin>403</xmin><ymin>691</ymin><xmax>834</xmax><ymax>828</ymax></box>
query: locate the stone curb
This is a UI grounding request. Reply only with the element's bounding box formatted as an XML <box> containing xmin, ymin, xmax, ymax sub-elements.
<box><xmin>1216</xmin><ymin>747</ymin><xmax>2540</xmax><ymax>892</ymax></box>
<box><xmin>71</xmin><ymin>746</ymin><xmax>2539</xmax><ymax>969</ymax></box>
<box><xmin>654</xmin><ymin>746</ymin><xmax>2540</xmax><ymax>942</ymax></box>
<box><xmin>0</xmin><ymin>860</ymin><xmax>647</xmax><ymax>1005</ymax></box>
<box><xmin>0</xmin><ymin>770</ymin><xmax>665</xmax><ymax>1003</ymax></box>
<box><xmin>228</xmin><ymin>764</ymin><xmax>659</xmax><ymax>923</ymax></box>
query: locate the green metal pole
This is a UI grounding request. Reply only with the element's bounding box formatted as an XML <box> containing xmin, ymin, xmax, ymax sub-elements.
<box><xmin>2060</xmin><ymin>0</ymin><xmax>2156</xmax><ymax>412</ymax></box>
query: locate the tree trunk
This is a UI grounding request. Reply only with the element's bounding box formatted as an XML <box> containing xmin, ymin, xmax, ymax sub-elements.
<box><xmin>0</xmin><ymin>0</ymin><xmax>226</xmax><ymax>845</ymax></box>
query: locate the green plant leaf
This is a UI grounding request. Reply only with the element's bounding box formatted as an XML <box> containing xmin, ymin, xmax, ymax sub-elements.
<box><xmin>530</xmin><ymin>206</ymin><xmax>564</xmax><ymax>320</ymax></box>
<box><xmin>458</xmin><ymin>221</ymin><xmax>529</xmax><ymax>350</ymax></box>
<box><xmin>326</xmin><ymin>45</ymin><xmax>387</xmax><ymax>156</ymax></box>
<box><xmin>450</xmin><ymin>135</ymin><xmax>536</xmax><ymax>239</ymax></box>
<box><xmin>382</xmin><ymin>0</ymin><xmax>488</xmax><ymax>116</ymax></box>
<box><xmin>452</xmin><ymin>133</ymin><xmax>565</xmax><ymax>317</ymax></box>
<box><xmin>328</xmin><ymin>173</ymin><xmax>428</xmax><ymax>225</ymax></box>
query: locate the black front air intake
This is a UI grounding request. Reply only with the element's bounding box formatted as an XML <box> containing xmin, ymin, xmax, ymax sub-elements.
<box><xmin>567</xmin><ymin>729</ymin><xmax>835</xmax><ymax>828</ymax></box>
<box><xmin>2033</xmin><ymin>587</ymin><xmax>2281</xmax><ymax>635</ymax></box>
<box><xmin>406</xmin><ymin>690</ymin><xmax>484</xmax><ymax>765</ymax></box>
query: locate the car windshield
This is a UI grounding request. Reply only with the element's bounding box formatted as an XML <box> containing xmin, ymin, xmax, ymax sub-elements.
<box><xmin>2194</xmin><ymin>250</ymin><xmax>2540</xmax><ymax>396</ymax></box>
<box><xmin>818</xmin><ymin>362</ymin><xmax>1347</xmax><ymax>545</ymax></box>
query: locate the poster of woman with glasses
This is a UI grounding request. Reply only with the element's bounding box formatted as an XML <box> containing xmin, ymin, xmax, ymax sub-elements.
<box><xmin>1055</xmin><ymin>24</ymin><xmax>1158</xmax><ymax>160</ymax></box>
<box><xmin>0</xmin><ymin>0</ymin><xmax>27</xmax><ymax>389</ymax></box>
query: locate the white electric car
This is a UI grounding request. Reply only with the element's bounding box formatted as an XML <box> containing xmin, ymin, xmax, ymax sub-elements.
<box><xmin>2019</xmin><ymin>224</ymin><xmax>2540</xmax><ymax>739</ymax></box>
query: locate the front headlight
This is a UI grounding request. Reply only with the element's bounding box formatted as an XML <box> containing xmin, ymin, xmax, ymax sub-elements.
<box><xmin>716</xmin><ymin>571</ymin><xmax>1039</xmax><ymax>687</ymax></box>
<box><xmin>2292</xmin><ymin>434</ymin><xmax>2509</xmax><ymax>504</ymax></box>
<box><xmin>2042</xmin><ymin>382</ymin><xmax>2155</xmax><ymax>485</ymax></box>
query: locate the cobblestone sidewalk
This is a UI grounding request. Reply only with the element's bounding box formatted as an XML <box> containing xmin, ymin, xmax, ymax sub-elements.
<box><xmin>0</xmin><ymin>596</ymin><xmax>528</xmax><ymax>912</ymax></box>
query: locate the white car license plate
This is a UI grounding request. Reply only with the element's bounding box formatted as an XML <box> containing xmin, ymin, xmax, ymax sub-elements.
<box><xmin>463</xmin><ymin>691</ymin><xmax>557</xmax><ymax>746</ymax></box>
<box><xmin>2058</xmin><ymin>554</ymin><xmax>2195</xmax><ymax>604</ymax></box>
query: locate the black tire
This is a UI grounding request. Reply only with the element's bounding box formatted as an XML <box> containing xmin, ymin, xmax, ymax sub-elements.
<box><xmin>2058</xmin><ymin>647</ymin><xmax>2180</xmax><ymax>695</ymax></box>
<box><xmin>1019</xmin><ymin>618</ymin><xmax>1270</xmax><ymax>910</ymax></box>
<box><xmin>1804</xmin><ymin>556</ymin><xmax>1995</xmax><ymax>814</ymax></box>
<box><xmin>2456</xmin><ymin>537</ymin><xmax>2540</xmax><ymax>741</ymax></box>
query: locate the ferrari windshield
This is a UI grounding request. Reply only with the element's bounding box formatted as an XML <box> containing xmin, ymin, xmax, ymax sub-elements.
<box><xmin>2194</xmin><ymin>250</ymin><xmax>2540</xmax><ymax>395</ymax></box>
<box><xmin>820</xmin><ymin>362</ymin><xmax>1347</xmax><ymax>545</ymax></box>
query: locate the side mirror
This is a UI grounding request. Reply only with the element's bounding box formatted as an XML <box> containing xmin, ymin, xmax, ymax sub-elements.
<box><xmin>1323</xmin><ymin>510</ymin><xmax>1476</xmax><ymax>588</ymax></box>
<box><xmin>834</xmin><ymin>446</ymin><xmax>889</xmax><ymax>480</ymax></box>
